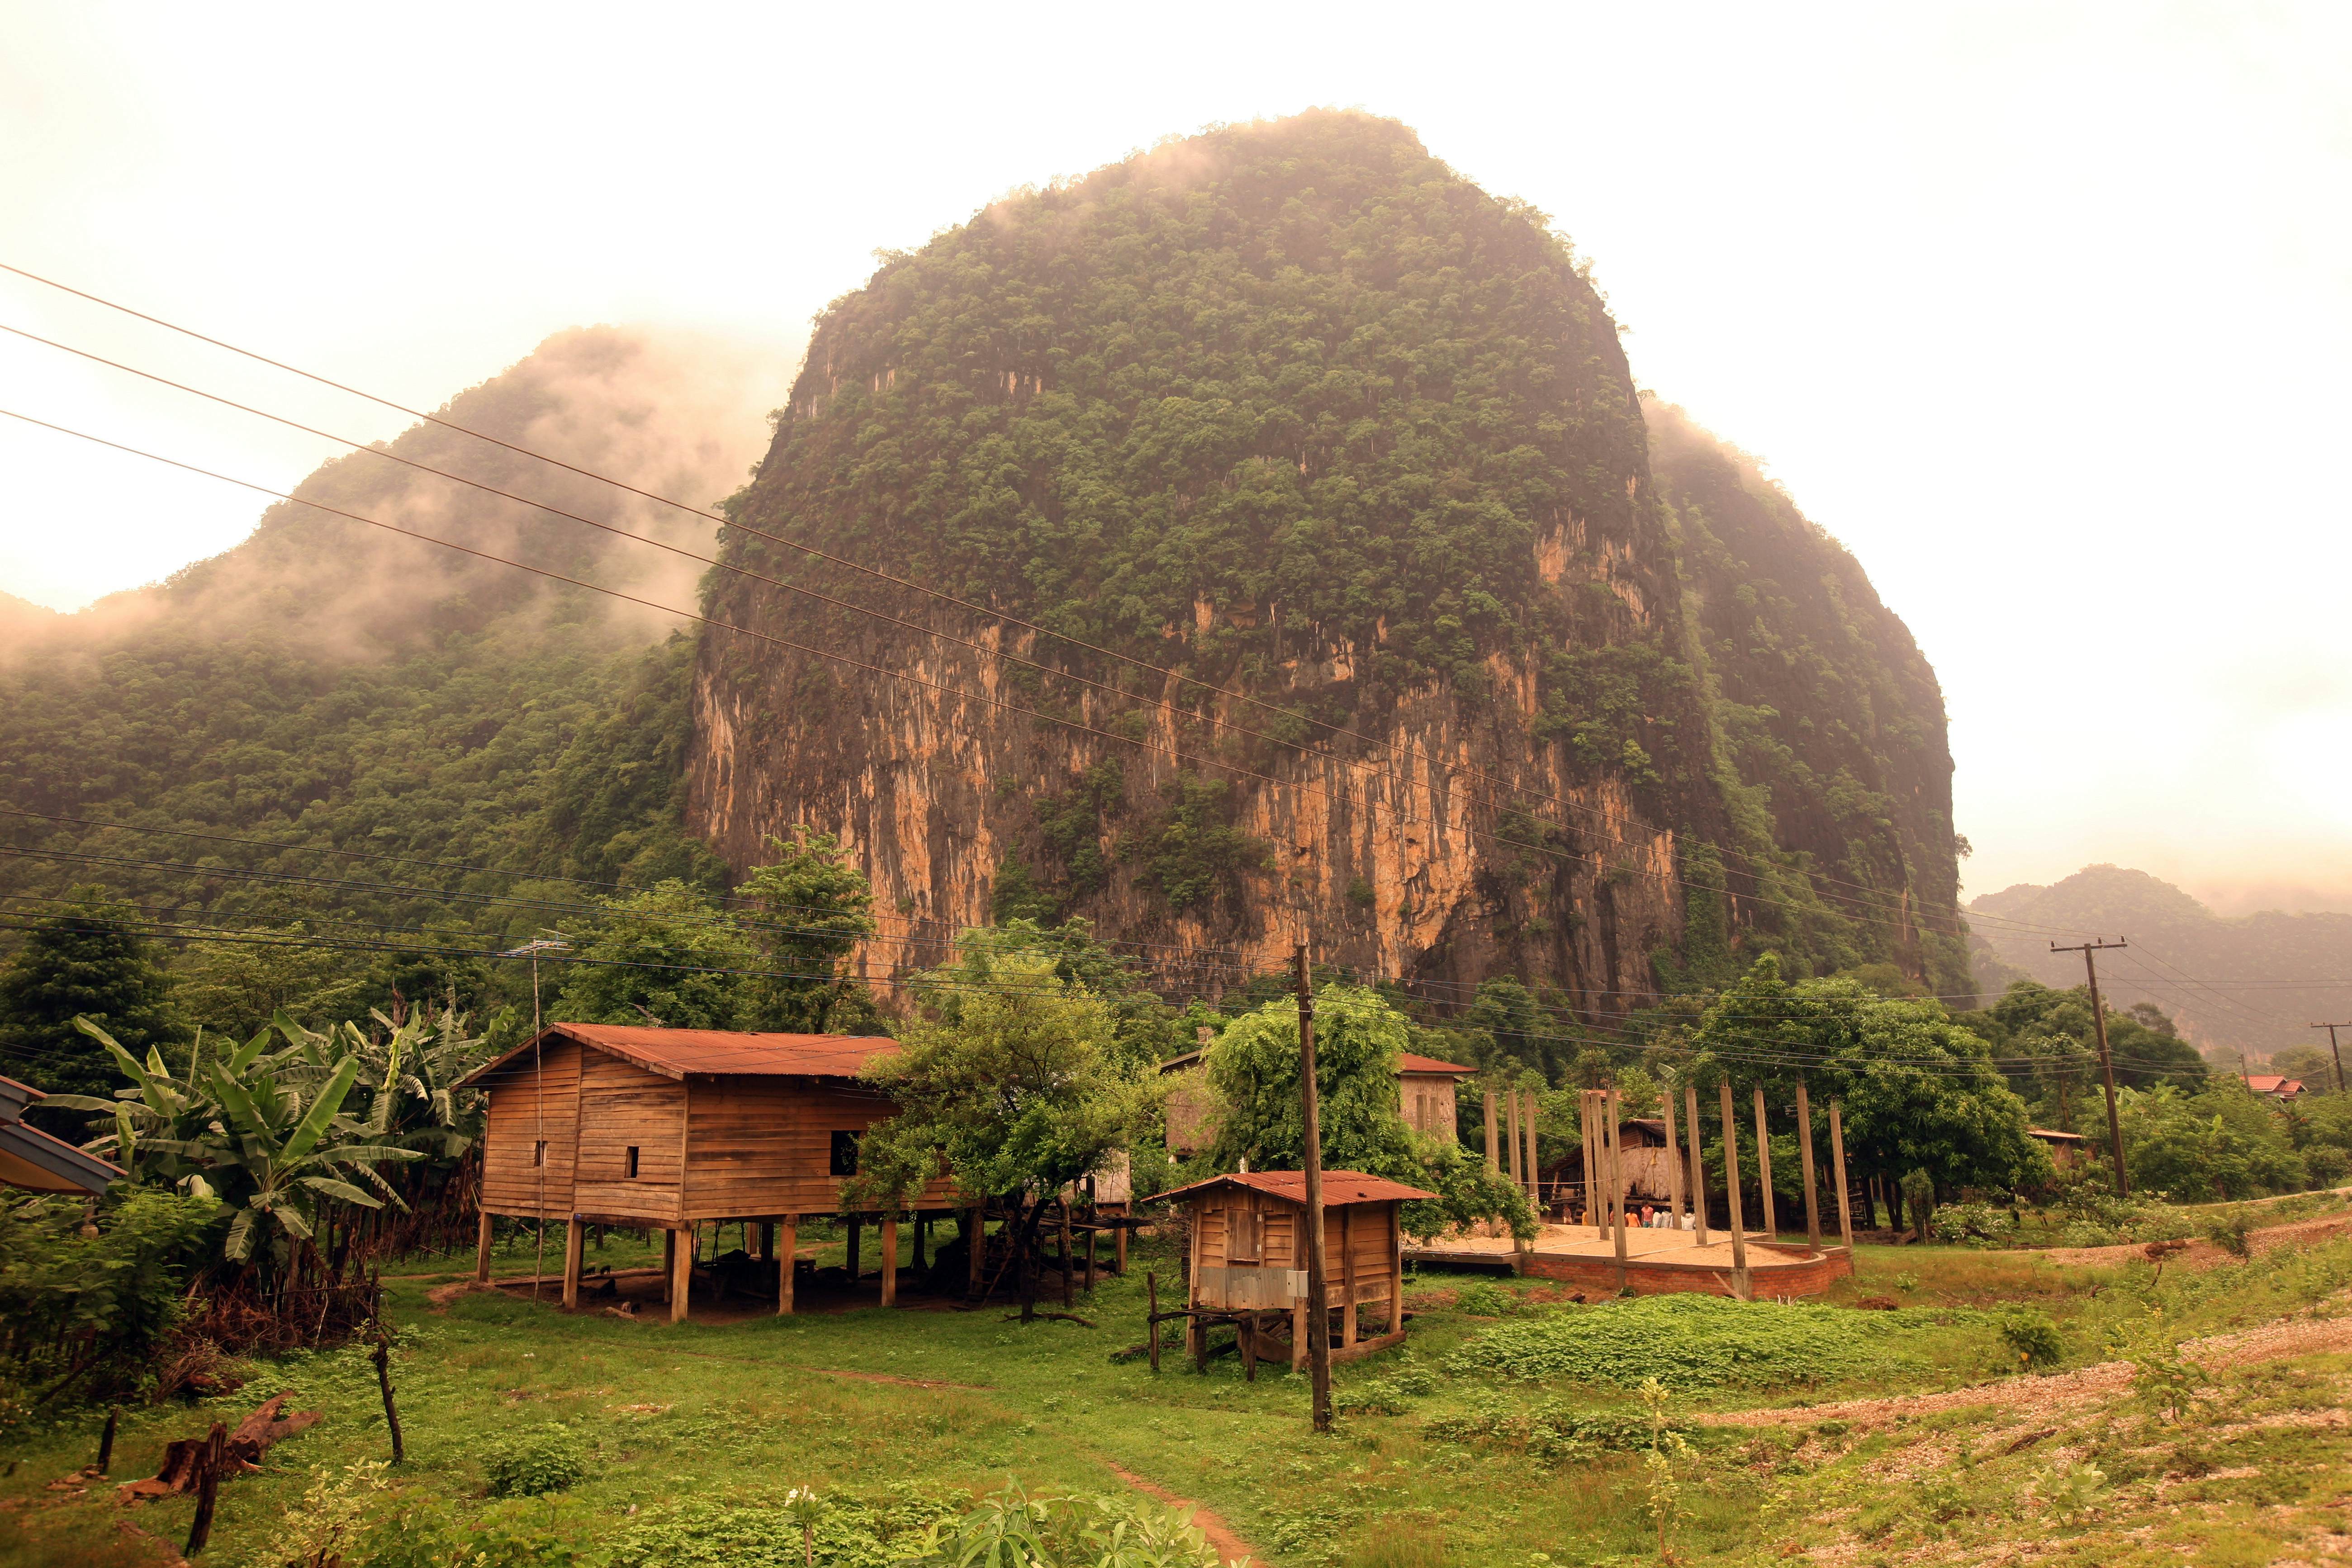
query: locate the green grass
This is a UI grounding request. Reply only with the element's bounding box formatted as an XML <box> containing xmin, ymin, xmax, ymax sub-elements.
<box><xmin>4</xmin><ymin>1230</ymin><xmax>2350</xmax><ymax>1567</ymax></box>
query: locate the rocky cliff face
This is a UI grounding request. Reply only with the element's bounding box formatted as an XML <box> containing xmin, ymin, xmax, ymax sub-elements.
<box><xmin>688</xmin><ymin>112</ymin><xmax>1965</xmax><ymax>1012</ymax></box>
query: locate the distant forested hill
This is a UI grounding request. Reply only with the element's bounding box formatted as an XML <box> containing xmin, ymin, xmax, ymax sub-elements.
<box><xmin>0</xmin><ymin>327</ymin><xmax>787</xmax><ymax>1023</ymax></box>
<box><xmin>1971</xmin><ymin>865</ymin><xmax>2352</xmax><ymax>1061</ymax></box>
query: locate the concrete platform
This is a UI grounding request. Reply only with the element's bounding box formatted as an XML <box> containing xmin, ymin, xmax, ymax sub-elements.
<box><xmin>1406</xmin><ymin>1223</ymin><xmax>1853</xmax><ymax>1300</ymax></box>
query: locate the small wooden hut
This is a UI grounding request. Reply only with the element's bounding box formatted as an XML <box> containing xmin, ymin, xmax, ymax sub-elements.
<box><xmin>1149</xmin><ymin>1170</ymin><xmax>1434</xmax><ymax>1373</ymax></box>
<box><xmin>457</xmin><ymin>1024</ymin><xmax>956</xmax><ymax>1321</ymax></box>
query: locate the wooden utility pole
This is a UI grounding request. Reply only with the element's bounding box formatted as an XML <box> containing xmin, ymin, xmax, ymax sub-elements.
<box><xmin>1660</xmin><ymin>1083</ymin><xmax>1685</xmax><ymax>1226</ymax></box>
<box><xmin>1607</xmin><ymin>1084</ymin><xmax>1629</xmax><ymax>1288</ymax></box>
<box><xmin>1683</xmin><ymin>1082</ymin><xmax>1710</xmax><ymax>1246</ymax></box>
<box><xmin>2309</xmin><ymin>1022</ymin><xmax>2350</xmax><ymax>1094</ymax></box>
<box><xmin>2051</xmin><ymin>939</ymin><xmax>2130</xmax><ymax>1195</ymax></box>
<box><xmin>1793</xmin><ymin>1081</ymin><xmax>1822</xmax><ymax>1249</ymax></box>
<box><xmin>1295</xmin><ymin>942</ymin><xmax>1332</xmax><ymax>1434</ymax></box>
<box><xmin>1717</xmin><ymin>1080</ymin><xmax>1750</xmax><ymax>1299</ymax></box>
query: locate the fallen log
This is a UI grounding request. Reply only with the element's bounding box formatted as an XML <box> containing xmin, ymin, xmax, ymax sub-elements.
<box><xmin>119</xmin><ymin>1393</ymin><xmax>320</xmax><ymax>1497</ymax></box>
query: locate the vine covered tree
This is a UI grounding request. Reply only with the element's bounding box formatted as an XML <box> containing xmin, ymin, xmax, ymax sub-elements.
<box><xmin>0</xmin><ymin>889</ymin><xmax>178</xmax><ymax>1134</ymax></box>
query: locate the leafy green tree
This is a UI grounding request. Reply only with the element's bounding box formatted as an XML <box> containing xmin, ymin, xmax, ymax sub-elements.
<box><xmin>1686</xmin><ymin>956</ymin><xmax>2052</xmax><ymax>1201</ymax></box>
<box><xmin>1979</xmin><ymin>981</ymin><xmax>2206</xmax><ymax>1092</ymax></box>
<box><xmin>851</xmin><ymin>946</ymin><xmax>1154</xmax><ymax>1319</ymax></box>
<box><xmin>174</xmin><ymin>924</ymin><xmax>363</xmax><ymax>1042</ymax></box>
<box><xmin>0</xmin><ymin>890</ymin><xmax>178</xmax><ymax>1133</ymax></box>
<box><xmin>735</xmin><ymin>829</ymin><xmax>881</xmax><ymax>1034</ymax></box>
<box><xmin>0</xmin><ymin>1188</ymin><xmax>220</xmax><ymax>1404</ymax></box>
<box><xmin>1203</xmin><ymin>985</ymin><xmax>1532</xmax><ymax>1240</ymax></box>
<box><xmin>916</xmin><ymin>918</ymin><xmax>1182</xmax><ymax>1069</ymax></box>
<box><xmin>552</xmin><ymin>881</ymin><xmax>758</xmax><ymax>1030</ymax></box>
<box><xmin>2120</xmin><ymin>1080</ymin><xmax>2307</xmax><ymax>1201</ymax></box>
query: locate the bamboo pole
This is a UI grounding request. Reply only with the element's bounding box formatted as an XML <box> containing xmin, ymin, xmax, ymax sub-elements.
<box><xmin>1608</xmin><ymin>1085</ymin><xmax>1629</xmax><ymax>1287</ymax></box>
<box><xmin>1794</xmin><ymin>1081</ymin><xmax>1823</xmax><ymax>1248</ymax></box>
<box><xmin>1752</xmin><ymin>1086</ymin><xmax>1778</xmax><ymax>1239</ymax></box>
<box><xmin>1829</xmin><ymin>1099</ymin><xmax>1855</xmax><ymax>1251</ymax></box>
<box><xmin>1718</xmin><ymin>1081</ymin><xmax>1750</xmax><ymax>1300</ymax></box>
<box><xmin>1684</xmin><ymin>1082</ymin><xmax>1711</xmax><ymax>1246</ymax></box>
<box><xmin>1661</xmin><ymin>1081</ymin><xmax>1685</xmax><ymax>1226</ymax></box>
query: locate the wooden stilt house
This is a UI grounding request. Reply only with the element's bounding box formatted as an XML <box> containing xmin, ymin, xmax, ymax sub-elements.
<box><xmin>457</xmin><ymin>1024</ymin><xmax>957</xmax><ymax>1322</ymax></box>
<box><xmin>1148</xmin><ymin>1170</ymin><xmax>1434</xmax><ymax>1374</ymax></box>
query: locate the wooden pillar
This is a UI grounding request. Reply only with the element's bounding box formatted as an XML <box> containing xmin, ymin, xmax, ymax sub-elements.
<box><xmin>1684</xmin><ymin>1083</ymin><xmax>1711</xmax><ymax>1246</ymax></box>
<box><xmin>880</xmin><ymin>1213</ymin><xmax>899</xmax><ymax>1307</ymax></box>
<box><xmin>1579</xmin><ymin>1090</ymin><xmax>1598</xmax><ymax>1227</ymax></box>
<box><xmin>1521</xmin><ymin>1088</ymin><xmax>1540</xmax><ymax>1212</ymax></box>
<box><xmin>1794</xmin><ymin>1082</ymin><xmax>1823</xmax><ymax>1249</ymax></box>
<box><xmin>914</xmin><ymin>1214</ymin><xmax>929</xmax><ymax>1271</ymax></box>
<box><xmin>1718</xmin><ymin>1082</ymin><xmax>1750</xmax><ymax>1299</ymax></box>
<box><xmin>846</xmin><ymin>1216</ymin><xmax>861</xmax><ymax>1282</ymax></box>
<box><xmin>1502</xmin><ymin>1090</ymin><xmax>1519</xmax><ymax>1183</ymax></box>
<box><xmin>1388</xmin><ymin>1203</ymin><xmax>1405</xmax><ymax>1332</ymax></box>
<box><xmin>669</xmin><ymin>1226</ymin><xmax>693</xmax><ymax>1323</ymax></box>
<box><xmin>1058</xmin><ymin>1201</ymin><xmax>1074</xmax><ymax>1308</ymax></box>
<box><xmin>475</xmin><ymin>1209</ymin><xmax>493</xmax><ymax>1283</ymax></box>
<box><xmin>660</xmin><ymin>1227</ymin><xmax>676</xmax><ymax>1304</ymax></box>
<box><xmin>1608</xmin><ymin>1085</ymin><xmax>1629</xmax><ymax>1287</ymax></box>
<box><xmin>1115</xmin><ymin>1215</ymin><xmax>1129</xmax><ymax>1274</ymax></box>
<box><xmin>1482</xmin><ymin>1087</ymin><xmax>1499</xmax><ymax>1171</ymax></box>
<box><xmin>1829</xmin><ymin>1099</ymin><xmax>1855</xmax><ymax>1251</ymax></box>
<box><xmin>561</xmin><ymin>1217</ymin><xmax>585</xmax><ymax>1309</ymax></box>
<box><xmin>777</xmin><ymin>1215</ymin><xmax>797</xmax><ymax>1316</ymax></box>
<box><xmin>1340</xmin><ymin>1206</ymin><xmax>1359</xmax><ymax>1347</ymax></box>
<box><xmin>1290</xmin><ymin>1295</ymin><xmax>1309</xmax><ymax>1371</ymax></box>
<box><xmin>1752</xmin><ymin>1086</ymin><xmax>1778</xmax><ymax>1239</ymax></box>
<box><xmin>1661</xmin><ymin>1082</ymin><xmax>1685</xmax><ymax>1225</ymax></box>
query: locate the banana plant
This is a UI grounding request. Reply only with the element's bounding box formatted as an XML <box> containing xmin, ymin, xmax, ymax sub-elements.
<box><xmin>199</xmin><ymin>1045</ymin><xmax>418</xmax><ymax>1262</ymax></box>
<box><xmin>275</xmin><ymin>1007</ymin><xmax>490</xmax><ymax>1160</ymax></box>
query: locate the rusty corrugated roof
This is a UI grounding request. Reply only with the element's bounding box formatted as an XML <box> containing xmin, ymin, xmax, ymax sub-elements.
<box><xmin>457</xmin><ymin>1023</ymin><xmax>901</xmax><ymax>1087</ymax></box>
<box><xmin>1144</xmin><ymin>1169</ymin><xmax>1438</xmax><ymax>1206</ymax></box>
<box><xmin>1397</xmin><ymin>1052</ymin><xmax>1471</xmax><ymax>1075</ymax></box>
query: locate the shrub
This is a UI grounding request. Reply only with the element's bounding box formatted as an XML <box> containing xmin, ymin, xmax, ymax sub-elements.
<box><xmin>606</xmin><ymin>1484</ymin><xmax>965</xmax><ymax>1568</ymax></box>
<box><xmin>1444</xmin><ymin>1293</ymin><xmax>1908</xmax><ymax>1390</ymax></box>
<box><xmin>1995</xmin><ymin>1309</ymin><xmax>2063</xmax><ymax>1370</ymax></box>
<box><xmin>2203</xmin><ymin>1208</ymin><xmax>2253</xmax><ymax>1258</ymax></box>
<box><xmin>1424</xmin><ymin>1390</ymin><xmax>1694</xmax><ymax>1465</ymax></box>
<box><xmin>483</xmin><ymin>1423</ymin><xmax>590</xmax><ymax>1498</ymax></box>
<box><xmin>1451</xmin><ymin>1281</ymin><xmax>1527</xmax><ymax>1317</ymax></box>
<box><xmin>1927</xmin><ymin>1201</ymin><xmax>2014</xmax><ymax>1246</ymax></box>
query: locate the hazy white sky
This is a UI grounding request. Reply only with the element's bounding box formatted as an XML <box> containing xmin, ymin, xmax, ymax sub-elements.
<box><xmin>3</xmin><ymin>2</ymin><xmax>2347</xmax><ymax>913</ymax></box>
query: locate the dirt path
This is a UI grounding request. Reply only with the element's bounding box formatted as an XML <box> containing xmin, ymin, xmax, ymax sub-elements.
<box><xmin>2019</xmin><ymin>1208</ymin><xmax>2352</xmax><ymax>1269</ymax></box>
<box><xmin>1099</xmin><ymin>1460</ymin><xmax>1261</xmax><ymax>1565</ymax></box>
<box><xmin>1712</xmin><ymin>1294</ymin><xmax>2352</xmax><ymax>1430</ymax></box>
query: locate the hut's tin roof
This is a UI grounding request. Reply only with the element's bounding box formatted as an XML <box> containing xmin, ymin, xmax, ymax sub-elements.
<box><xmin>459</xmin><ymin>1023</ymin><xmax>900</xmax><ymax>1087</ymax></box>
<box><xmin>1145</xmin><ymin>1169</ymin><xmax>1438</xmax><ymax>1205</ymax></box>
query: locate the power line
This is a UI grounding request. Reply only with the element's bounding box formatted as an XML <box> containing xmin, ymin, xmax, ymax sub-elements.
<box><xmin>0</xmin><ymin>262</ymin><xmax>2101</xmax><ymax>949</ymax></box>
<box><xmin>1</xmin><ymin>403</ymin><xmax>2010</xmax><ymax>958</ymax></box>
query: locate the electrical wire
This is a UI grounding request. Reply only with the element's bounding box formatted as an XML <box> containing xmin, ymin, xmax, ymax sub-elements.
<box><xmin>0</xmin><ymin>262</ymin><xmax>2112</xmax><ymax>948</ymax></box>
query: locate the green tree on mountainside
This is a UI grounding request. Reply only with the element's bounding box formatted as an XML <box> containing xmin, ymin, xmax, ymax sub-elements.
<box><xmin>1976</xmin><ymin>981</ymin><xmax>2208</xmax><ymax>1092</ymax></box>
<box><xmin>551</xmin><ymin>881</ymin><xmax>757</xmax><ymax>1030</ymax></box>
<box><xmin>1684</xmin><ymin>956</ymin><xmax>2050</xmax><ymax>1198</ymax></box>
<box><xmin>735</xmin><ymin>828</ymin><xmax>882</xmax><ymax>1034</ymax></box>
<box><xmin>1203</xmin><ymin>985</ymin><xmax>1532</xmax><ymax>1240</ymax></box>
<box><xmin>0</xmin><ymin>891</ymin><xmax>178</xmax><ymax>1134</ymax></box>
<box><xmin>175</xmin><ymin>925</ymin><xmax>364</xmax><ymax>1043</ymax></box>
<box><xmin>851</xmin><ymin>946</ymin><xmax>1153</xmax><ymax>1319</ymax></box>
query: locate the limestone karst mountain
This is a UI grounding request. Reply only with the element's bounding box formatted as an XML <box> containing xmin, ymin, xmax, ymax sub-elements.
<box><xmin>688</xmin><ymin>111</ymin><xmax>1965</xmax><ymax>1009</ymax></box>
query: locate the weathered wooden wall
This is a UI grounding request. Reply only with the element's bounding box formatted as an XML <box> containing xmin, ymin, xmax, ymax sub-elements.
<box><xmin>481</xmin><ymin>1038</ymin><xmax>582</xmax><ymax>1219</ymax></box>
<box><xmin>573</xmin><ymin>1050</ymin><xmax>687</xmax><ymax>1222</ymax></box>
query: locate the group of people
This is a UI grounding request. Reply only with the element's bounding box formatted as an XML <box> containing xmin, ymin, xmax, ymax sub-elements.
<box><xmin>1570</xmin><ymin>1199</ymin><xmax>1700</xmax><ymax>1230</ymax></box>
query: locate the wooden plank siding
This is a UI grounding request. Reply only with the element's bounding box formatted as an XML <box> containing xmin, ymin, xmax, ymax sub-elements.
<box><xmin>1190</xmin><ymin>1190</ymin><xmax>1398</xmax><ymax>1310</ymax></box>
<box><xmin>478</xmin><ymin>1037</ymin><xmax>958</xmax><ymax>1223</ymax></box>
<box><xmin>572</xmin><ymin>1049</ymin><xmax>687</xmax><ymax>1222</ymax></box>
<box><xmin>480</xmin><ymin>1037</ymin><xmax>583</xmax><ymax>1219</ymax></box>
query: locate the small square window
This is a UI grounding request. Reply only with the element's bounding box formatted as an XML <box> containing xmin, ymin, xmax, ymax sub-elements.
<box><xmin>624</xmin><ymin>1146</ymin><xmax>640</xmax><ymax>1179</ymax></box>
<box><xmin>532</xmin><ymin>1140</ymin><xmax>547</xmax><ymax>1168</ymax></box>
<box><xmin>830</xmin><ymin>1130</ymin><xmax>862</xmax><ymax>1177</ymax></box>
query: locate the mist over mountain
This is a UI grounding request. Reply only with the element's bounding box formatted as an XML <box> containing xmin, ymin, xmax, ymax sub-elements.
<box><xmin>1970</xmin><ymin>864</ymin><xmax>2352</xmax><ymax>1060</ymax></box>
<box><xmin>0</xmin><ymin>326</ymin><xmax>790</xmax><ymax>950</ymax></box>
<box><xmin>689</xmin><ymin>110</ymin><xmax>1966</xmax><ymax>1007</ymax></box>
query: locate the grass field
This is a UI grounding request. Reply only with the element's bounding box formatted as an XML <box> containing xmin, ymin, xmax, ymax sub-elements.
<box><xmin>3</xmin><ymin>1209</ymin><xmax>2349</xmax><ymax>1568</ymax></box>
